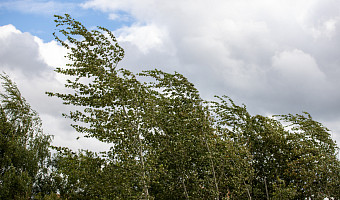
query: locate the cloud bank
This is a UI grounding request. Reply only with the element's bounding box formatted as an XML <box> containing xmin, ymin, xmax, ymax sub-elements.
<box><xmin>1</xmin><ymin>0</ymin><xmax>340</xmax><ymax>150</ymax></box>
<box><xmin>82</xmin><ymin>0</ymin><xmax>340</xmax><ymax>144</ymax></box>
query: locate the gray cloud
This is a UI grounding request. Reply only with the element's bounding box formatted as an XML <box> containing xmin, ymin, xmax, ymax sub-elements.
<box><xmin>2</xmin><ymin>0</ymin><xmax>340</xmax><ymax>150</ymax></box>
<box><xmin>83</xmin><ymin>0</ymin><xmax>340</xmax><ymax>145</ymax></box>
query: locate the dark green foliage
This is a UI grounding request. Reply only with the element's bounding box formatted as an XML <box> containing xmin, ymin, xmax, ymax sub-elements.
<box><xmin>51</xmin><ymin>147</ymin><xmax>105</xmax><ymax>199</ymax></box>
<box><xmin>0</xmin><ymin>73</ymin><xmax>54</xmax><ymax>199</ymax></box>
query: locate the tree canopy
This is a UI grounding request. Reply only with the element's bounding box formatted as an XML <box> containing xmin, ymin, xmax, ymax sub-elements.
<box><xmin>46</xmin><ymin>14</ymin><xmax>340</xmax><ymax>199</ymax></box>
<box><xmin>1</xmin><ymin>14</ymin><xmax>339</xmax><ymax>199</ymax></box>
<box><xmin>0</xmin><ymin>73</ymin><xmax>54</xmax><ymax>199</ymax></box>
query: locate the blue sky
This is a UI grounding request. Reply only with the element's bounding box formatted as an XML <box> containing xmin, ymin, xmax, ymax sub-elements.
<box><xmin>1</xmin><ymin>0</ymin><xmax>340</xmax><ymax>151</ymax></box>
<box><xmin>0</xmin><ymin>0</ymin><xmax>132</xmax><ymax>41</ymax></box>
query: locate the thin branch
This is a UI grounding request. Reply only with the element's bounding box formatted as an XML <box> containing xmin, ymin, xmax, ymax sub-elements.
<box><xmin>244</xmin><ymin>181</ymin><xmax>252</xmax><ymax>200</ymax></box>
<box><xmin>264</xmin><ymin>177</ymin><xmax>269</xmax><ymax>200</ymax></box>
<box><xmin>181</xmin><ymin>174</ymin><xmax>190</xmax><ymax>200</ymax></box>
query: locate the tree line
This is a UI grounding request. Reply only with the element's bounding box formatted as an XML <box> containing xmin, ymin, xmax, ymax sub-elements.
<box><xmin>1</xmin><ymin>14</ymin><xmax>339</xmax><ymax>199</ymax></box>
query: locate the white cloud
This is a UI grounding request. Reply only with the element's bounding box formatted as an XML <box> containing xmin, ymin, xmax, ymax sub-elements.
<box><xmin>0</xmin><ymin>24</ymin><xmax>21</xmax><ymax>38</ymax></box>
<box><xmin>33</xmin><ymin>37</ymin><xmax>69</xmax><ymax>68</ymax></box>
<box><xmin>268</xmin><ymin>49</ymin><xmax>332</xmax><ymax>108</ymax></box>
<box><xmin>299</xmin><ymin>0</ymin><xmax>340</xmax><ymax>39</ymax></box>
<box><xmin>271</xmin><ymin>49</ymin><xmax>326</xmax><ymax>84</ymax></box>
<box><xmin>116</xmin><ymin>24</ymin><xmax>167</xmax><ymax>54</ymax></box>
<box><xmin>81</xmin><ymin>0</ymin><xmax>127</xmax><ymax>12</ymax></box>
<box><xmin>310</xmin><ymin>18</ymin><xmax>338</xmax><ymax>39</ymax></box>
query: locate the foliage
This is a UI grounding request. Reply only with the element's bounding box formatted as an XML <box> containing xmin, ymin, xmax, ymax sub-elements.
<box><xmin>211</xmin><ymin>96</ymin><xmax>340</xmax><ymax>199</ymax></box>
<box><xmin>2</xmin><ymin>14</ymin><xmax>338</xmax><ymax>199</ymax></box>
<box><xmin>47</xmin><ymin>14</ymin><xmax>340</xmax><ymax>200</ymax></box>
<box><xmin>0</xmin><ymin>73</ymin><xmax>55</xmax><ymax>199</ymax></box>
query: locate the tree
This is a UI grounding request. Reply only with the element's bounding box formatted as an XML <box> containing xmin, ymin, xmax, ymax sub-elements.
<box><xmin>0</xmin><ymin>73</ymin><xmax>54</xmax><ymax>199</ymax></box>
<box><xmin>210</xmin><ymin>96</ymin><xmax>340</xmax><ymax>199</ymax></box>
<box><xmin>48</xmin><ymin>14</ymin><xmax>340</xmax><ymax>199</ymax></box>
<box><xmin>48</xmin><ymin>14</ymin><xmax>244</xmax><ymax>199</ymax></box>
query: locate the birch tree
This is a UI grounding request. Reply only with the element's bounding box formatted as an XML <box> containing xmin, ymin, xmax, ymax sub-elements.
<box><xmin>48</xmin><ymin>14</ymin><xmax>339</xmax><ymax>200</ymax></box>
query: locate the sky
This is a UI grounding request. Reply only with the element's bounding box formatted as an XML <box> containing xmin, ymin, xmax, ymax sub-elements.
<box><xmin>1</xmin><ymin>0</ymin><xmax>340</xmax><ymax>152</ymax></box>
